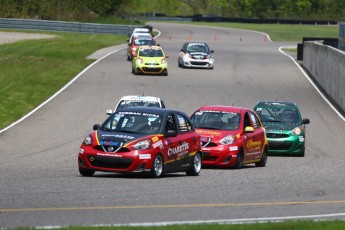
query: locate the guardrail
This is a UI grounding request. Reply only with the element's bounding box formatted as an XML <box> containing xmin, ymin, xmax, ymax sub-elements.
<box><xmin>0</xmin><ymin>18</ymin><xmax>137</xmax><ymax>35</ymax></box>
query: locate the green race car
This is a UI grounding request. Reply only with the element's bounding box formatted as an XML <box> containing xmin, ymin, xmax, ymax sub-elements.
<box><xmin>253</xmin><ymin>101</ymin><xmax>310</xmax><ymax>157</ymax></box>
<box><xmin>132</xmin><ymin>45</ymin><xmax>168</xmax><ymax>76</ymax></box>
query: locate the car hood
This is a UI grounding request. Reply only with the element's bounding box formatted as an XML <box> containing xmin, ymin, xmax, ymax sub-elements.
<box><xmin>96</xmin><ymin>130</ymin><xmax>148</xmax><ymax>147</ymax></box>
<box><xmin>196</xmin><ymin>129</ymin><xmax>237</xmax><ymax>141</ymax></box>
<box><xmin>187</xmin><ymin>52</ymin><xmax>208</xmax><ymax>59</ymax></box>
<box><xmin>141</xmin><ymin>56</ymin><xmax>165</xmax><ymax>63</ymax></box>
<box><xmin>262</xmin><ymin>122</ymin><xmax>300</xmax><ymax>132</ymax></box>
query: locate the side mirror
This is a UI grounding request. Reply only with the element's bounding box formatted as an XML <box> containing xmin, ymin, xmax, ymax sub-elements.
<box><xmin>93</xmin><ymin>124</ymin><xmax>100</xmax><ymax>130</ymax></box>
<box><xmin>106</xmin><ymin>109</ymin><xmax>113</xmax><ymax>115</ymax></box>
<box><xmin>165</xmin><ymin>55</ymin><xmax>169</xmax><ymax>58</ymax></box>
<box><xmin>211</xmin><ymin>50</ymin><xmax>214</xmax><ymax>53</ymax></box>
<box><xmin>302</xmin><ymin>118</ymin><xmax>310</xmax><ymax>124</ymax></box>
<box><xmin>244</xmin><ymin>126</ymin><xmax>254</xmax><ymax>133</ymax></box>
<box><xmin>165</xmin><ymin>129</ymin><xmax>177</xmax><ymax>137</ymax></box>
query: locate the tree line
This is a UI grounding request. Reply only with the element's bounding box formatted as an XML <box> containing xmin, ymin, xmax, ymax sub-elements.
<box><xmin>0</xmin><ymin>0</ymin><xmax>344</xmax><ymax>22</ymax></box>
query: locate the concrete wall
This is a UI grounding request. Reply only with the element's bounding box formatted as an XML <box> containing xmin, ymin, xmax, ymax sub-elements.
<box><xmin>303</xmin><ymin>42</ymin><xmax>345</xmax><ymax>112</ymax></box>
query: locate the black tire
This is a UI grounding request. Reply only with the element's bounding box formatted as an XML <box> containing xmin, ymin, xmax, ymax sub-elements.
<box><xmin>298</xmin><ymin>147</ymin><xmax>305</xmax><ymax>157</ymax></box>
<box><xmin>255</xmin><ymin>147</ymin><xmax>268</xmax><ymax>167</ymax></box>
<box><xmin>186</xmin><ymin>152</ymin><xmax>202</xmax><ymax>176</ymax></box>
<box><xmin>79</xmin><ymin>166</ymin><xmax>95</xmax><ymax>177</ymax></box>
<box><xmin>234</xmin><ymin>151</ymin><xmax>244</xmax><ymax>169</ymax></box>
<box><xmin>150</xmin><ymin>154</ymin><xmax>164</xmax><ymax>178</ymax></box>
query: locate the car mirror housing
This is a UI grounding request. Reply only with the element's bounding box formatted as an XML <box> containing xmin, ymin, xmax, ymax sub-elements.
<box><xmin>244</xmin><ymin>126</ymin><xmax>254</xmax><ymax>133</ymax></box>
<box><xmin>302</xmin><ymin>118</ymin><xmax>310</xmax><ymax>124</ymax></box>
<box><xmin>93</xmin><ymin>124</ymin><xmax>100</xmax><ymax>130</ymax></box>
<box><xmin>106</xmin><ymin>109</ymin><xmax>113</xmax><ymax>115</ymax></box>
<box><xmin>165</xmin><ymin>130</ymin><xmax>177</xmax><ymax>137</ymax></box>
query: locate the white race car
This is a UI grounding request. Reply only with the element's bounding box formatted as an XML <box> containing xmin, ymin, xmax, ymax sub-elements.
<box><xmin>178</xmin><ymin>42</ymin><xmax>215</xmax><ymax>69</ymax></box>
<box><xmin>106</xmin><ymin>95</ymin><xmax>166</xmax><ymax>115</ymax></box>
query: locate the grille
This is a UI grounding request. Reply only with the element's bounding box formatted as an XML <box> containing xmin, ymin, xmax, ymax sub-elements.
<box><xmin>201</xmin><ymin>142</ymin><xmax>217</xmax><ymax>147</ymax></box>
<box><xmin>88</xmin><ymin>156</ymin><xmax>132</xmax><ymax>169</ymax></box>
<box><xmin>94</xmin><ymin>146</ymin><xmax>130</xmax><ymax>153</ymax></box>
<box><xmin>142</xmin><ymin>67</ymin><xmax>162</xmax><ymax>72</ymax></box>
<box><xmin>267</xmin><ymin>133</ymin><xmax>289</xmax><ymax>138</ymax></box>
<box><xmin>190</xmin><ymin>61</ymin><xmax>208</xmax><ymax>66</ymax></box>
<box><xmin>268</xmin><ymin>141</ymin><xmax>292</xmax><ymax>151</ymax></box>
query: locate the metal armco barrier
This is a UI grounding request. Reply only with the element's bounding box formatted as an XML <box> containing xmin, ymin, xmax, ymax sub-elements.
<box><xmin>0</xmin><ymin>18</ymin><xmax>137</xmax><ymax>35</ymax></box>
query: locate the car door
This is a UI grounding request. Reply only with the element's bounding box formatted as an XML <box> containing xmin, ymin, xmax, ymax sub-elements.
<box><xmin>162</xmin><ymin>113</ymin><xmax>181</xmax><ymax>172</ymax></box>
<box><xmin>174</xmin><ymin>113</ymin><xmax>199</xmax><ymax>170</ymax></box>
<box><xmin>244</xmin><ymin>112</ymin><xmax>265</xmax><ymax>161</ymax></box>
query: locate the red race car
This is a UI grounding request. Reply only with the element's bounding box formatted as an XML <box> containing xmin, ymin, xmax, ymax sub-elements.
<box><xmin>127</xmin><ymin>34</ymin><xmax>156</xmax><ymax>61</ymax></box>
<box><xmin>190</xmin><ymin>105</ymin><xmax>268</xmax><ymax>169</ymax></box>
<box><xmin>78</xmin><ymin>107</ymin><xmax>202</xmax><ymax>177</ymax></box>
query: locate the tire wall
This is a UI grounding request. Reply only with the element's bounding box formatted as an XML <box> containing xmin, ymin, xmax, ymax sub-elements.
<box><xmin>303</xmin><ymin>42</ymin><xmax>345</xmax><ymax>113</ymax></box>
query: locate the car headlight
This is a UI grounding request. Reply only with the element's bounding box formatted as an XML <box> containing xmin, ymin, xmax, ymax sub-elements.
<box><xmin>137</xmin><ymin>58</ymin><xmax>143</xmax><ymax>64</ymax></box>
<box><xmin>219</xmin><ymin>135</ymin><xmax>235</xmax><ymax>145</ymax></box>
<box><xmin>161</xmin><ymin>58</ymin><xmax>167</xmax><ymax>64</ymax></box>
<box><xmin>291</xmin><ymin>126</ymin><xmax>304</xmax><ymax>135</ymax></box>
<box><xmin>133</xmin><ymin>139</ymin><xmax>151</xmax><ymax>150</ymax></box>
<box><xmin>206</xmin><ymin>54</ymin><xmax>213</xmax><ymax>60</ymax></box>
<box><xmin>83</xmin><ymin>135</ymin><xmax>92</xmax><ymax>146</ymax></box>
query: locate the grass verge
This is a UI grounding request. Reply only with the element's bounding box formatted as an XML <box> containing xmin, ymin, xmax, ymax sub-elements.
<box><xmin>0</xmin><ymin>30</ymin><xmax>126</xmax><ymax>129</ymax></box>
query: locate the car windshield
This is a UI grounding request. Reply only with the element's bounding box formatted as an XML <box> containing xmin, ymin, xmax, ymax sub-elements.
<box><xmin>134</xmin><ymin>38</ymin><xmax>155</xmax><ymax>46</ymax></box>
<box><xmin>139</xmin><ymin>48</ymin><xmax>163</xmax><ymax>57</ymax></box>
<box><xmin>187</xmin><ymin>44</ymin><xmax>208</xmax><ymax>53</ymax></box>
<box><xmin>116</xmin><ymin>100</ymin><xmax>160</xmax><ymax>111</ymax></box>
<box><xmin>101</xmin><ymin>111</ymin><xmax>162</xmax><ymax>134</ymax></box>
<box><xmin>255</xmin><ymin>104</ymin><xmax>300</xmax><ymax>123</ymax></box>
<box><xmin>191</xmin><ymin>110</ymin><xmax>240</xmax><ymax>131</ymax></box>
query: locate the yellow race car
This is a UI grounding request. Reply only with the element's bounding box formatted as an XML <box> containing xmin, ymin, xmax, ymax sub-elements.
<box><xmin>132</xmin><ymin>45</ymin><xmax>169</xmax><ymax>76</ymax></box>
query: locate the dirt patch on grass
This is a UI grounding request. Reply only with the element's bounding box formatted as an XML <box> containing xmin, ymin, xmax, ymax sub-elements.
<box><xmin>0</xmin><ymin>31</ymin><xmax>55</xmax><ymax>44</ymax></box>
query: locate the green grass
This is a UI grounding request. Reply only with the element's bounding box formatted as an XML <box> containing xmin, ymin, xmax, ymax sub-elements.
<box><xmin>0</xmin><ymin>30</ymin><xmax>126</xmax><ymax>129</ymax></box>
<box><xmin>14</xmin><ymin>220</ymin><xmax>345</xmax><ymax>229</ymax></box>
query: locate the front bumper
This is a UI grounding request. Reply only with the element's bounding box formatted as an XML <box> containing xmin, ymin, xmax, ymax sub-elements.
<box><xmin>182</xmin><ymin>57</ymin><xmax>214</xmax><ymax>69</ymax></box>
<box><xmin>135</xmin><ymin>64</ymin><xmax>168</xmax><ymax>75</ymax></box>
<box><xmin>267</xmin><ymin>135</ymin><xmax>305</xmax><ymax>155</ymax></box>
<box><xmin>78</xmin><ymin>147</ymin><xmax>154</xmax><ymax>173</ymax></box>
<box><xmin>201</xmin><ymin>145</ymin><xmax>239</xmax><ymax>167</ymax></box>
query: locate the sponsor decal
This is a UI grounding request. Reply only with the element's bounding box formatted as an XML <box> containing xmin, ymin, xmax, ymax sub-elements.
<box><xmin>236</xmin><ymin>134</ymin><xmax>241</xmax><ymax>138</ymax></box>
<box><xmin>197</xmin><ymin>130</ymin><xmax>221</xmax><ymax>136</ymax></box>
<box><xmin>79</xmin><ymin>148</ymin><xmax>84</xmax><ymax>154</ymax></box>
<box><xmin>97</xmin><ymin>153</ymin><xmax>122</xmax><ymax>157</ymax></box>
<box><xmin>229</xmin><ymin>146</ymin><xmax>238</xmax><ymax>151</ymax></box>
<box><xmin>152</xmin><ymin>140</ymin><xmax>163</xmax><ymax>149</ymax></box>
<box><xmin>139</xmin><ymin>154</ymin><xmax>151</xmax><ymax>160</ymax></box>
<box><xmin>247</xmin><ymin>139</ymin><xmax>262</xmax><ymax>151</ymax></box>
<box><xmin>100</xmin><ymin>140</ymin><xmax>120</xmax><ymax>146</ymax></box>
<box><xmin>168</xmin><ymin>142</ymin><xmax>189</xmax><ymax>157</ymax></box>
<box><xmin>152</xmin><ymin>136</ymin><xmax>159</xmax><ymax>142</ymax></box>
<box><xmin>101</xmin><ymin>134</ymin><xmax>135</xmax><ymax>140</ymax></box>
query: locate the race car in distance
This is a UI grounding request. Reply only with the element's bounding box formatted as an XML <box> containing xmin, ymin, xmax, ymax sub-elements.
<box><xmin>78</xmin><ymin>107</ymin><xmax>202</xmax><ymax>178</ymax></box>
<box><xmin>190</xmin><ymin>105</ymin><xmax>268</xmax><ymax>169</ymax></box>
<box><xmin>132</xmin><ymin>45</ymin><xmax>169</xmax><ymax>76</ymax></box>
<box><xmin>127</xmin><ymin>34</ymin><xmax>157</xmax><ymax>61</ymax></box>
<box><xmin>253</xmin><ymin>101</ymin><xmax>310</xmax><ymax>157</ymax></box>
<box><xmin>178</xmin><ymin>42</ymin><xmax>214</xmax><ymax>69</ymax></box>
<box><xmin>106</xmin><ymin>95</ymin><xmax>166</xmax><ymax>115</ymax></box>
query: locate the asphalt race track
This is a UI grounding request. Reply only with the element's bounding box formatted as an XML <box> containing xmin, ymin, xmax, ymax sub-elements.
<box><xmin>1</xmin><ymin>22</ymin><xmax>345</xmax><ymax>228</ymax></box>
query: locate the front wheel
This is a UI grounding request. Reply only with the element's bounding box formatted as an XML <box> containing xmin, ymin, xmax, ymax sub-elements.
<box><xmin>255</xmin><ymin>147</ymin><xmax>268</xmax><ymax>167</ymax></box>
<box><xmin>150</xmin><ymin>154</ymin><xmax>164</xmax><ymax>178</ymax></box>
<box><xmin>233</xmin><ymin>151</ymin><xmax>244</xmax><ymax>169</ymax></box>
<box><xmin>186</xmin><ymin>152</ymin><xmax>202</xmax><ymax>176</ymax></box>
<box><xmin>79</xmin><ymin>166</ymin><xmax>95</xmax><ymax>177</ymax></box>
